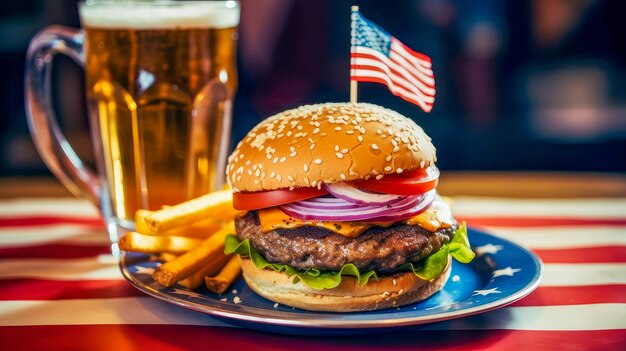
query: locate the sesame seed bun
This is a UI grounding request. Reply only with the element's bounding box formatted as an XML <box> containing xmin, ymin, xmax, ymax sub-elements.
<box><xmin>227</xmin><ymin>102</ymin><xmax>436</xmax><ymax>192</ymax></box>
<box><xmin>238</xmin><ymin>256</ymin><xmax>451</xmax><ymax>312</ymax></box>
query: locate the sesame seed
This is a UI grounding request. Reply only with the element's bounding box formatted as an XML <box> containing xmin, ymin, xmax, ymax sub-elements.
<box><xmin>287</xmin><ymin>175</ymin><xmax>295</xmax><ymax>182</ymax></box>
<box><xmin>334</xmin><ymin>145</ymin><xmax>339</xmax><ymax>152</ymax></box>
<box><xmin>270</xmin><ymin>172</ymin><xmax>276</xmax><ymax>178</ymax></box>
<box><xmin>303</xmin><ymin>164</ymin><xmax>309</xmax><ymax>172</ymax></box>
<box><xmin>336</xmin><ymin>152</ymin><xmax>344</xmax><ymax>159</ymax></box>
<box><xmin>309</xmin><ymin>144</ymin><xmax>316</xmax><ymax>151</ymax></box>
<box><xmin>312</xmin><ymin>128</ymin><xmax>320</xmax><ymax>135</ymax></box>
<box><xmin>392</xmin><ymin>278</ymin><xmax>397</xmax><ymax>286</ymax></box>
<box><xmin>346</xmin><ymin>130</ymin><xmax>355</xmax><ymax>135</ymax></box>
<box><xmin>273</xmin><ymin>157</ymin><xmax>279</xmax><ymax>164</ymax></box>
<box><xmin>304</xmin><ymin>177</ymin><xmax>310</xmax><ymax>184</ymax></box>
<box><xmin>393</xmin><ymin>146</ymin><xmax>400</xmax><ymax>152</ymax></box>
<box><xmin>233</xmin><ymin>296</ymin><xmax>242</xmax><ymax>304</ymax></box>
<box><xmin>279</xmin><ymin>157</ymin><xmax>287</xmax><ymax>163</ymax></box>
<box><xmin>311</xmin><ymin>180</ymin><xmax>318</xmax><ymax>187</ymax></box>
<box><xmin>340</xmin><ymin>173</ymin><xmax>346</xmax><ymax>180</ymax></box>
<box><xmin>384</xmin><ymin>166</ymin><xmax>392</xmax><ymax>172</ymax></box>
<box><xmin>342</xmin><ymin>148</ymin><xmax>349</xmax><ymax>154</ymax></box>
<box><xmin>420</xmin><ymin>161</ymin><xmax>426</xmax><ymax>168</ymax></box>
<box><xmin>290</xmin><ymin>151</ymin><xmax>297</xmax><ymax>157</ymax></box>
<box><xmin>297</xmin><ymin>125</ymin><xmax>303</xmax><ymax>130</ymax></box>
<box><xmin>255</xmin><ymin>169</ymin><xmax>260</xmax><ymax>177</ymax></box>
<box><xmin>371</xmin><ymin>144</ymin><xmax>379</xmax><ymax>150</ymax></box>
<box><xmin>247</xmin><ymin>170</ymin><xmax>252</xmax><ymax>176</ymax></box>
<box><xmin>237</xmin><ymin>175</ymin><xmax>242</xmax><ymax>181</ymax></box>
<box><xmin>334</xmin><ymin>126</ymin><xmax>342</xmax><ymax>131</ymax></box>
<box><xmin>376</xmin><ymin>174</ymin><xmax>384</xmax><ymax>180</ymax></box>
<box><xmin>276</xmin><ymin>175</ymin><xmax>282</xmax><ymax>182</ymax></box>
<box><xmin>386</xmin><ymin>155</ymin><xmax>392</xmax><ymax>162</ymax></box>
<box><xmin>261</xmin><ymin>172</ymin><xmax>266</xmax><ymax>179</ymax></box>
<box><xmin>313</xmin><ymin>159</ymin><xmax>322</xmax><ymax>165</ymax></box>
<box><xmin>266</xmin><ymin>154</ymin><xmax>272</xmax><ymax>159</ymax></box>
<box><xmin>396</xmin><ymin>168</ymin><xmax>403</xmax><ymax>174</ymax></box>
<box><xmin>290</xmin><ymin>146</ymin><xmax>295</xmax><ymax>152</ymax></box>
<box><xmin>376</xmin><ymin>129</ymin><xmax>382</xmax><ymax>135</ymax></box>
<box><xmin>254</xmin><ymin>179</ymin><xmax>260</xmax><ymax>185</ymax></box>
<box><xmin>287</xmin><ymin>131</ymin><xmax>292</xmax><ymax>137</ymax></box>
<box><xmin>320</xmin><ymin>132</ymin><xmax>327</xmax><ymax>136</ymax></box>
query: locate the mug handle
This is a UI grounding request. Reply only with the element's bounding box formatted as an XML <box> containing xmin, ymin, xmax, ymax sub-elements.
<box><xmin>24</xmin><ymin>25</ymin><xmax>100</xmax><ymax>206</ymax></box>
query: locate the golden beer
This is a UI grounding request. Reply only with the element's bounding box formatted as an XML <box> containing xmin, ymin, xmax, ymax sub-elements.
<box><xmin>80</xmin><ymin>3</ymin><xmax>238</xmax><ymax>223</ymax></box>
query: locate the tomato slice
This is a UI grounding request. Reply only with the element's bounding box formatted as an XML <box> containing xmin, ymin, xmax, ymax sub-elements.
<box><xmin>353</xmin><ymin>166</ymin><xmax>440</xmax><ymax>195</ymax></box>
<box><xmin>233</xmin><ymin>187</ymin><xmax>328</xmax><ymax>210</ymax></box>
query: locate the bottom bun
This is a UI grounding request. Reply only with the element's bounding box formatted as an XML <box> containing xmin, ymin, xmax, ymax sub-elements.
<box><xmin>238</xmin><ymin>256</ymin><xmax>451</xmax><ymax>312</ymax></box>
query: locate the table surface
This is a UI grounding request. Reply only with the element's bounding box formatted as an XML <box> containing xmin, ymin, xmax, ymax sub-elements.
<box><xmin>0</xmin><ymin>174</ymin><xmax>625</xmax><ymax>350</ymax></box>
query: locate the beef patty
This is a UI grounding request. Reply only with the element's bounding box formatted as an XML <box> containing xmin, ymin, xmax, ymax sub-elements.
<box><xmin>235</xmin><ymin>211</ymin><xmax>457</xmax><ymax>272</ymax></box>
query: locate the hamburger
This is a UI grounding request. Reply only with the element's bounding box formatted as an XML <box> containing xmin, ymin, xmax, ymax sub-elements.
<box><xmin>225</xmin><ymin>102</ymin><xmax>474</xmax><ymax>312</ymax></box>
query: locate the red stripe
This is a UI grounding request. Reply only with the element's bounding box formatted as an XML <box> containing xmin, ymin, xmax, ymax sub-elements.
<box><xmin>460</xmin><ymin>216</ymin><xmax>626</xmax><ymax>227</ymax></box>
<box><xmin>534</xmin><ymin>246</ymin><xmax>626</xmax><ymax>263</ymax></box>
<box><xmin>351</xmin><ymin>51</ymin><xmax>436</xmax><ymax>90</ymax></box>
<box><xmin>0</xmin><ymin>244</ymin><xmax>111</xmax><ymax>259</ymax></box>
<box><xmin>392</xmin><ymin>37</ymin><xmax>432</xmax><ymax>63</ymax></box>
<box><xmin>0</xmin><ymin>326</ymin><xmax>623</xmax><ymax>351</ymax></box>
<box><xmin>0</xmin><ymin>279</ymin><xmax>143</xmax><ymax>300</ymax></box>
<box><xmin>351</xmin><ymin>76</ymin><xmax>433</xmax><ymax>111</ymax></box>
<box><xmin>512</xmin><ymin>285</ymin><xmax>626</xmax><ymax>307</ymax></box>
<box><xmin>0</xmin><ymin>216</ymin><xmax>103</xmax><ymax>227</ymax></box>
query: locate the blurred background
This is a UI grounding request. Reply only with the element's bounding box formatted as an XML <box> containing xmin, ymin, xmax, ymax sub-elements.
<box><xmin>1</xmin><ymin>0</ymin><xmax>625</xmax><ymax>178</ymax></box>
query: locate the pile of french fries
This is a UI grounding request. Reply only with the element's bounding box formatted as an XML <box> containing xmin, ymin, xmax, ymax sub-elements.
<box><xmin>118</xmin><ymin>189</ymin><xmax>243</xmax><ymax>294</ymax></box>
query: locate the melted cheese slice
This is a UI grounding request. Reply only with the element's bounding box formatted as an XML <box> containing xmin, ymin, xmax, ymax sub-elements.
<box><xmin>258</xmin><ymin>197</ymin><xmax>455</xmax><ymax>238</ymax></box>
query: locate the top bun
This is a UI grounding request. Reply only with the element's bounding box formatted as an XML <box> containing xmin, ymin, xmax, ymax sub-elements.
<box><xmin>227</xmin><ymin>102</ymin><xmax>436</xmax><ymax>192</ymax></box>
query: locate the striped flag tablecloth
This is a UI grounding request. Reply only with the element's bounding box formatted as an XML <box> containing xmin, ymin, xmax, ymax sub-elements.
<box><xmin>0</xmin><ymin>197</ymin><xmax>624</xmax><ymax>350</ymax></box>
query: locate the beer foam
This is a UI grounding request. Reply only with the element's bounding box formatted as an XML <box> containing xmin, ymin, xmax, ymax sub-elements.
<box><xmin>79</xmin><ymin>1</ymin><xmax>239</xmax><ymax>29</ymax></box>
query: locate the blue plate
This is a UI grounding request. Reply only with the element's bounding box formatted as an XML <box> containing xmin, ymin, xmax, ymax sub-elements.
<box><xmin>120</xmin><ymin>228</ymin><xmax>543</xmax><ymax>334</ymax></box>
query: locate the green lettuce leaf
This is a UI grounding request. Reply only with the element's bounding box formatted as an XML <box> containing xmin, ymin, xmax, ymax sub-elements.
<box><xmin>224</xmin><ymin>221</ymin><xmax>474</xmax><ymax>290</ymax></box>
<box><xmin>225</xmin><ymin>235</ymin><xmax>378</xmax><ymax>290</ymax></box>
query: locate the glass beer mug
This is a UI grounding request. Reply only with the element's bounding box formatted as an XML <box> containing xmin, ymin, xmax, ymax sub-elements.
<box><xmin>25</xmin><ymin>1</ymin><xmax>239</xmax><ymax>244</ymax></box>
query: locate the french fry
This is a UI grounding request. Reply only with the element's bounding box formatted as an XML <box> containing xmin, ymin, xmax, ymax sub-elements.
<box><xmin>118</xmin><ymin>232</ymin><xmax>203</xmax><ymax>254</ymax></box>
<box><xmin>204</xmin><ymin>256</ymin><xmax>241</xmax><ymax>294</ymax></box>
<box><xmin>158</xmin><ymin>252</ymin><xmax>179</xmax><ymax>262</ymax></box>
<box><xmin>152</xmin><ymin>221</ymin><xmax>235</xmax><ymax>287</ymax></box>
<box><xmin>134</xmin><ymin>209</ymin><xmax>153</xmax><ymax>234</ymax></box>
<box><xmin>145</xmin><ymin>190</ymin><xmax>240</xmax><ymax>233</ymax></box>
<box><xmin>178</xmin><ymin>252</ymin><xmax>231</xmax><ymax>289</ymax></box>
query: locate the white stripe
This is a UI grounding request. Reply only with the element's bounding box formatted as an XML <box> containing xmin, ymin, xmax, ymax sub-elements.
<box><xmin>0</xmin><ymin>225</ymin><xmax>110</xmax><ymax>246</ymax></box>
<box><xmin>0</xmin><ymin>198</ymin><xmax>99</xmax><ymax>217</ymax></box>
<box><xmin>355</xmin><ymin>46</ymin><xmax>436</xmax><ymax>94</ymax></box>
<box><xmin>0</xmin><ymin>299</ymin><xmax>623</xmax><ymax>330</ymax></box>
<box><xmin>0</xmin><ymin>256</ymin><xmax>122</xmax><ymax>280</ymax></box>
<box><xmin>352</xmin><ymin>69</ymin><xmax>431</xmax><ymax>111</ymax></box>
<box><xmin>452</xmin><ymin>197</ymin><xmax>626</xmax><ymax>218</ymax></box>
<box><xmin>479</xmin><ymin>226</ymin><xmax>626</xmax><ymax>249</ymax></box>
<box><xmin>543</xmin><ymin>264</ymin><xmax>626</xmax><ymax>286</ymax></box>
<box><xmin>3</xmin><ymin>254</ymin><xmax>624</xmax><ymax>287</ymax></box>
<box><xmin>352</xmin><ymin>57</ymin><xmax>435</xmax><ymax>103</ymax></box>
<box><xmin>0</xmin><ymin>298</ymin><xmax>230</xmax><ymax>327</ymax></box>
<box><xmin>391</xmin><ymin>39</ymin><xmax>432</xmax><ymax>69</ymax></box>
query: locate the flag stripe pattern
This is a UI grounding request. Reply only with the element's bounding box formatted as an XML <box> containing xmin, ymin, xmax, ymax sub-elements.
<box><xmin>350</xmin><ymin>10</ymin><xmax>435</xmax><ymax>112</ymax></box>
<box><xmin>0</xmin><ymin>197</ymin><xmax>625</xmax><ymax>350</ymax></box>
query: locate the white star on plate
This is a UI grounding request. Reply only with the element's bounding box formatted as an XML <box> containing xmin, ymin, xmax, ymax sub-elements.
<box><xmin>134</xmin><ymin>266</ymin><xmax>155</xmax><ymax>275</ymax></box>
<box><xmin>474</xmin><ymin>243</ymin><xmax>504</xmax><ymax>256</ymax></box>
<box><xmin>492</xmin><ymin>267</ymin><xmax>521</xmax><ymax>278</ymax></box>
<box><xmin>472</xmin><ymin>288</ymin><xmax>501</xmax><ymax>296</ymax></box>
<box><xmin>170</xmin><ymin>288</ymin><xmax>201</xmax><ymax>299</ymax></box>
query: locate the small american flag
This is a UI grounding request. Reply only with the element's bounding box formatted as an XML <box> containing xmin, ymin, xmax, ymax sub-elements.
<box><xmin>350</xmin><ymin>9</ymin><xmax>435</xmax><ymax>112</ymax></box>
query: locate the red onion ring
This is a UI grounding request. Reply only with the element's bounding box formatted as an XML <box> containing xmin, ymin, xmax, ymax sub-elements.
<box><xmin>280</xmin><ymin>191</ymin><xmax>433</xmax><ymax>222</ymax></box>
